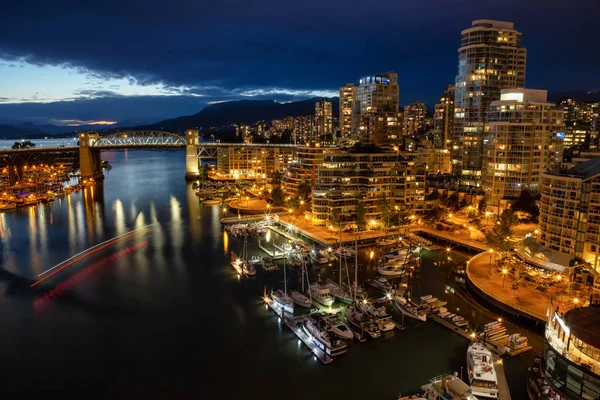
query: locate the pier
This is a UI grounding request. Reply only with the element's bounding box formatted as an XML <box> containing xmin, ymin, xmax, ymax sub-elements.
<box><xmin>412</xmin><ymin>227</ymin><xmax>489</xmax><ymax>252</ymax></box>
<box><xmin>264</xmin><ymin>296</ymin><xmax>340</xmax><ymax>364</ymax></box>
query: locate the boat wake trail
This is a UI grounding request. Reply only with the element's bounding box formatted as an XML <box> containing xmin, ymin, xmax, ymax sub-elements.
<box><xmin>30</xmin><ymin>224</ymin><xmax>153</xmax><ymax>287</ymax></box>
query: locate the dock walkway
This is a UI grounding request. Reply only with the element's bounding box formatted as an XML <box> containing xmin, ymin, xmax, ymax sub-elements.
<box><xmin>264</xmin><ymin>297</ymin><xmax>342</xmax><ymax>364</ymax></box>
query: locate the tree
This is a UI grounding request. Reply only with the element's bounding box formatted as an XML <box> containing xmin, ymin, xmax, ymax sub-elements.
<box><xmin>376</xmin><ymin>194</ymin><xmax>392</xmax><ymax>227</ymax></box>
<box><xmin>478</xmin><ymin>197</ymin><xmax>487</xmax><ymax>214</ymax></box>
<box><xmin>272</xmin><ymin>171</ymin><xmax>283</xmax><ymax>186</ymax></box>
<box><xmin>426</xmin><ymin>189</ymin><xmax>441</xmax><ymax>201</ymax></box>
<box><xmin>512</xmin><ymin>189</ymin><xmax>538</xmax><ymax>219</ymax></box>
<box><xmin>485</xmin><ymin>209</ymin><xmax>518</xmax><ymax>254</ymax></box>
<box><xmin>446</xmin><ymin>192</ymin><xmax>459</xmax><ymax>210</ymax></box>
<box><xmin>395</xmin><ymin>201</ymin><xmax>411</xmax><ymax>226</ymax></box>
<box><xmin>297</xmin><ymin>182</ymin><xmax>312</xmax><ymax>201</ymax></box>
<box><xmin>440</xmin><ymin>190</ymin><xmax>448</xmax><ymax>203</ymax></box>
<box><xmin>459</xmin><ymin>197</ymin><xmax>469</xmax><ymax>209</ymax></box>
<box><xmin>355</xmin><ymin>201</ymin><xmax>367</xmax><ymax>231</ymax></box>
<box><xmin>12</xmin><ymin>141</ymin><xmax>35</xmax><ymax>149</ymax></box>
<box><xmin>271</xmin><ymin>186</ymin><xmax>285</xmax><ymax>205</ymax></box>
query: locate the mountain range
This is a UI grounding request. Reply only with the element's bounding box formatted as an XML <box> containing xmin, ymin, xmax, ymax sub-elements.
<box><xmin>1</xmin><ymin>90</ymin><xmax>598</xmax><ymax>139</ymax></box>
<box><xmin>139</xmin><ymin>97</ymin><xmax>340</xmax><ymax>132</ymax></box>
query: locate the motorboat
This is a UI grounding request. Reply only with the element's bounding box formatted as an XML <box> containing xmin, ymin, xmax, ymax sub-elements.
<box><xmin>310</xmin><ymin>249</ymin><xmax>330</xmax><ymax>264</ymax></box>
<box><xmin>325</xmin><ymin>280</ymin><xmax>353</xmax><ymax>304</ymax></box>
<box><xmin>309</xmin><ymin>283</ymin><xmax>335</xmax><ymax>307</ymax></box>
<box><xmin>302</xmin><ymin>316</ymin><xmax>347</xmax><ymax>356</ymax></box>
<box><xmin>271</xmin><ymin>289</ymin><xmax>294</xmax><ymax>314</ymax></box>
<box><xmin>420</xmin><ymin>374</ymin><xmax>478</xmax><ymax>400</ymax></box>
<box><xmin>334</xmin><ymin>247</ymin><xmax>355</xmax><ymax>258</ymax></box>
<box><xmin>248</xmin><ymin>256</ymin><xmax>262</xmax><ymax>265</ymax></box>
<box><xmin>343</xmin><ymin>307</ymin><xmax>381</xmax><ymax>339</ymax></box>
<box><xmin>366</xmin><ymin>276</ymin><xmax>392</xmax><ymax>293</ymax></box>
<box><xmin>358</xmin><ymin>302</ymin><xmax>395</xmax><ymax>332</ymax></box>
<box><xmin>290</xmin><ymin>290</ymin><xmax>312</xmax><ymax>308</ymax></box>
<box><xmin>261</xmin><ymin>257</ymin><xmax>278</xmax><ymax>272</ymax></box>
<box><xmin>377</xmin><ymin>264</ymin><xmax>405</xmax><ymax>277</ymax></box>
<box><xmin>231</xmin><ymin>258</ymin><xmax>256</xmax><ymax>276</ymax></box>
<box><xmin>394</xmin><ymin>298</ymin><xmax>427</xmax><ymax>322</ymax></box>
<box><xmin>467</xmin><ymin>342</ymin><xmax>498</xmax><ymax>398</ymax></box>
<box><xmin>323</xmin><ymin>314</ymin><xmax>353</xmax><ymax>340</ymax></box>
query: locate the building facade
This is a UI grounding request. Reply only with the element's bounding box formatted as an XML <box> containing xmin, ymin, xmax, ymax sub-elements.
<box><xmin>452</xmin><ymin>19</ymin><xmax>527</xmax><ymax>186</ymax></box>
<box><xmin>281</xmin><ymin>144</ymin><xmax>337</xmax><ymax>196</ymax></box>
<box><xmin>416</xmin><ymin>148</ymin><xmax>452</xmax><ymax>175</ymax></box>
<box><xmin>404</xmin><ymin>100</ymin><xmax>427</xmax><ymax>135</ymax></box>
<box><xmin>355</xmin><ymin>72</ymin><xmax>402</xmax><ymax>148</ymax></box>
<box><xmin>216</xmin><ymin>145</ymin><xmax>295</xmax><ymax>180</ymax></box>
<box><xmin>434</xmin><ymin>85</ymin><xmax>455</xmax><ymax>149</ymax></box>
<box><xmin>538</xmin><ymin>159</ymin><xmax>600</xmax><ymax>271</ymax></box>
<box><xmin>315</xmin><ymin>98</ymin><xmax>333</xmax><ymax>142</ymax></box>
<box><xmin>339</xmin><ymin>84</ymin><xmax>357</xmax><ymax>139</ymax></box>
<box><xmin>482</xmin><ymin>89</ymin><xmax>565</xmax><ymax>212</ymax></box>
<box><xmin>543</xmin><ymin>307</ymin><xmax>600</xmax><ymax>399</ymax></box>
<box><xmin>311</xmin><ymin>152</ymin><xmax>426</xmax><ymax>226</ymax></box>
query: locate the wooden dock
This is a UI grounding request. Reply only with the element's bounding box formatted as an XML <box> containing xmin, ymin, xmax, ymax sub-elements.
<box><xmin>493</xmin><ymin>354</ymin><xmax>512</xmax><ymax>400</ymax></box>
<box><xmin>264</xmin><ymin>296</ymin><xmax>344</xmax><ymax>364</ymax></box>
<box><xmin>428</xmin><ymin>313</ymin><xmax>477</xmax><ymax>341</ymax></box>
<box><xmin>257</xmin><ymin>242</ymin><xmax>287</xmax><ymax>260</ymax></box>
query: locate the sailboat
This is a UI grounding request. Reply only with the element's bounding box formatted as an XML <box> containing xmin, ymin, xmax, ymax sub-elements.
<box><xmin>230</xmin><ymin>234</ymin><xmax>256</xmax><ymax>276</ymax></box>
<box><xmin>291</xmin><ymin>258</ymin><xmax>312</xmax><ymax>308</ymax></box>
<box><xmin>271</xmin><ymin>257</ymin><xmax>294</xmax><ymax>314</ymax></box>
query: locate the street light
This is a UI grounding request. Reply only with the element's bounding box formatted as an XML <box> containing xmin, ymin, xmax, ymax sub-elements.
<box><xmin>574</xmin><ymin>298</ymin><xmax>579</xmax><ymax>307</ymax></box>
<box><xmin>502</xmin><ymin>268</ymin><xmax>508</xmax><ymax>288</ymax></box>
<box><xmin>489</xmin><ymin>248</ymin><xmax>494</xmax><ymax>264</ymax></box>
<box><xmin>468</xmin><ymin>226</ymin><xmax>473</xmax><ymax>239</ymax></box>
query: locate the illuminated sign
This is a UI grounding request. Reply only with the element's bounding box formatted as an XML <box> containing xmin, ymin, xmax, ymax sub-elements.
<box><xmin>555</xmin><ymin>132</ymin><xmax>565</xmax><ymax>139</ymax></box>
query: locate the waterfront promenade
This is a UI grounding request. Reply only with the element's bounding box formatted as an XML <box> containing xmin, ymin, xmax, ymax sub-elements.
<box><xmin>466</xmin><ymin>252</ymin><xmax>588</xmax><ymax>323</ymax></box>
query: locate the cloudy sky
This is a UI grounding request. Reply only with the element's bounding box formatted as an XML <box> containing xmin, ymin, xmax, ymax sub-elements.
<box><xmin>0</xmin><ymin>0</ymin><xmax>598</xmax><ymax>126</ymax></box>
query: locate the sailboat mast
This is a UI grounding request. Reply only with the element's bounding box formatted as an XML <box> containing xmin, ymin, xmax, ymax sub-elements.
<box><xmin>354</xmin><ymin>237</ymin><xmax>358</xmax><ymax>303</ymax></box>
<box><xmin>283</xmin><ymin>253</ymin><xmax>287</xmax><ymax>295</ymax></box>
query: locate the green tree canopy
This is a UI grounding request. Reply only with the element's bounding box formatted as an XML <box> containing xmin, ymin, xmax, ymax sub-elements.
<box><xmin>485</xmin><ymin>209</ymin><xmax>518</xmax><ymax>253</ymax></box>
<box><xmin>355</xmin><ymin>201</ymin><xmax>367</xmax><ymax>231</ymax></box>
<box><xmin>271</xmin><ymin>186</ymin><xmax>285</xmax><ymax>206</ymax></box>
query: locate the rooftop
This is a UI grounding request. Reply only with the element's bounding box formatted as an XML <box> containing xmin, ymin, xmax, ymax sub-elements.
<box><xmin>564</xmin><ymin>306</ymin><xmax>600</xmax><ymax>349</ymax></box>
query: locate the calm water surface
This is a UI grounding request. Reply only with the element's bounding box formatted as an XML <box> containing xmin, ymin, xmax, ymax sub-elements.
<box><xmin>0</xmin><ymin>150</ymin><xmax>536</xmax><ymax>399</ymax></box>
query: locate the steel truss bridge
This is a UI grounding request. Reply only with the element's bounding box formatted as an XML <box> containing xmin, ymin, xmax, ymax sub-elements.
<box><xmin>91</xmin><ymin>131</ymin><xmax>186</xmax><ymax>148</ymax></box>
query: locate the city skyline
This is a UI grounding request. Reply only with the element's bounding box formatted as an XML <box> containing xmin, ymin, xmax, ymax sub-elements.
<box><xmin>0</xmin><ymin>0</ymin><xmax>598</xmax><ymax>125</ymax></box>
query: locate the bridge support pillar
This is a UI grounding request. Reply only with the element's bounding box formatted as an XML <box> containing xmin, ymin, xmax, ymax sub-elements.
<box><xmin>79</xmin><ymin>132</ymin><xmax>104</xmax><ymax>182</ymax></box>
<box><xmin>185</xmin><ymin>129</ymin><xmax>200</xmax><ymax>180</ymax></box>
<box><xmin>7</xmin><ymin>165</ymin><xmax>23</xmax><ymax>185</ymax></box>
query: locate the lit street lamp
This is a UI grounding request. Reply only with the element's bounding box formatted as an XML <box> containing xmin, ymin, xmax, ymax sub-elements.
<box><xmin>502</xmin><ymin>268</ymin><xmax>508</xmax><ymax>288</ymax></box>
<box><xmin>489</xmin><ymin>248</ymin><xmax>494</xmax><ymax>264</ymax></box>
<box><xmin>468</xmin><ymin>226</ymin><xmax>473</xmax><ymax>239</ymax></box>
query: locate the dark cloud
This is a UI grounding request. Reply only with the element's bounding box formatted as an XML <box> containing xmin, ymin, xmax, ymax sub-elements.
<box><xmin>0</xmin><ymin>0</ymin><xmax>599</xmax><ymax>122</ymax></box>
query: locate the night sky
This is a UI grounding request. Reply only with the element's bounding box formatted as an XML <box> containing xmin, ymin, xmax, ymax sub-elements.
<box><xmin>0</xmin><ymin>0</ymin><xmax>598</xmax><ymax>125</ymax></box>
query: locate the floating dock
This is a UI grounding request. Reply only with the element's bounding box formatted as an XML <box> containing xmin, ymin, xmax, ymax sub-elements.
<box><xmin>264</xmin><ymin>296</ymin><xmax>344</xmax><ymax>364</ymax></box>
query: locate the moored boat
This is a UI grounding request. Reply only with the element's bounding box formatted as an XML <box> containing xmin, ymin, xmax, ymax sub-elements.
<box><xmin>290</xmin><ymin>290</ymin><xmax>312</xmax><ymax>308</ymax></box>
<box><xmin>271</xmin><ymin>289</ymin><xmax>294</xmax><ymax>314</ymax></box>
<box><xmin>467</xmin><ymin>342</ymin><xmax>498</xmax><ymax>398</ymax></box>
<box><xmin>309</xmin><ymin>283</ymin><xmax>335</xmax><ymax>307</ymax></box>
<box><xmin>366</xmin><ymin>276</ymin><xmax>392</xmax><ymax>293</ymax></box>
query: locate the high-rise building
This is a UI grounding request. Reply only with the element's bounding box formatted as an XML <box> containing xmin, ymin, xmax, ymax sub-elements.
<box><xmin>355</xmin><ymin>72</ymin><xmax>401</xmax><ymax>147</ymax></box>
<box><xmin>339</xmin><ymin>84</ymin><xmax>357</xmax><ymax>139</ymax></box>
<box><xmin>311</xmin><ymin>151</ymin><xmax>426</xmax><ymax>226</ymax></box>
<box><xmin>404</xmin><ymin>101</ymin><xmax>427</xmax><ymax>134</ymax></box>
<box><xmin>433</xmin><ymin>85</ymin><xmax>455</xmax><ymax>149</ymax></box>
<box><xmin>539</xmin><ymin>159</ymin><xmax>600</xmax><ymax>272</ymax></box>
<box><xmin>482</xmin><ymin>89</ymin><xmax>564</xmax><ymax>212</ymax></box>
<box><xmin>315</xmin><ymin>98</ymin><xmax>333</xmax><ymax>142</ymax></box>
<box><xmin>452</xmin><ymin>20</ymin><xmax>527</xmax><ymax>186</ymax></box>
<box><xmin>281</xmin><ymin>144</ymin><xmax>336</xmax><ymax>196</ymax></box>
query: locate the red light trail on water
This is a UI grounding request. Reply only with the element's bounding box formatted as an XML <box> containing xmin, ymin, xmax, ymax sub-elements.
<box><xmin>34</xmin><ymin>240</ymin><xmax>149</xmax><ymax>308</ymax></box>
<box><xmin>30</xmin><ymin>226</ymin><xmax>151</xmax><ymax>288</ymax></box>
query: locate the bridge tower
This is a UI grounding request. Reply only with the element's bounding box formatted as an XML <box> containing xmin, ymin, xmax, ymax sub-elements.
<box><xmin>185</xmin><ymin>129</ymin><xmax>200</xmax><ymax>180</ymax></box>
<box><xmin>79</xmin><ymin>131</ymin><xmax>104</xmax><ymax>182</ymax></box>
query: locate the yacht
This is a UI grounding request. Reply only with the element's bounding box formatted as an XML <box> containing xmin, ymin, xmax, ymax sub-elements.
<box><xmin>334</xmin><ymin>247</ymin><xmax>355</xmax><ymax>258</ymax></box>
<box><xmin>302</xmin><ymin>316</ymin><xmax>347</xmax><ymax>356</ymax></box>
<box><xmin>309</xmin><ymin>283</ymin><xmax>335</xmax><ymax>307</ymax></box>
<box><xmin>325</xmin><ymin>280</ymin><xmax>353</xmax><ymax>304</ymax></box>
<box><xmin>231</xmin><ymin>259</ymin><xmax>256</xmax><ymax>276</ymax></box>
<box><xmin>310</xmin><ymin>249</ymin><xmax>330</xmax><ymax>265</ymax></box>
<box><xmin>358</xmin><ymin>302</ymin><xmax>395</xmax><ymax>332</ymax></box>
<box><xmin>271</xmin><ymin>289</ymin><xmax>294</xmax><ymax>314</ymax></box>
<box><xmin>322</xmin><ymin>314</ymin><xmax>353</xmax><ymax>340</ymax></box>
<box><xmin>466</xmin><ymin>343</ymin><xmax>499</xmax><ymax>399</ymax></box>
<box><xmin>377</xmin><ymin>264</ymin><xmax>405</xmax><ymax>277</ymax></box>
<box><xmin>343</xmin><ymin>307</ymin><xmax>381</xmax><ymax>339</ymax></box>
<box><xmin>366</xmin><ymin>276</ymin><xmax>392</xmax><ymax>293</ymax></box>
<box><xmin>290</xmin><ymin>290</ymin><xmax>312</xmax><ymax>308</ymax></box>
<box><xmin>420</xmin><ymin>374</ymin><xmax>479</xmax><ymax>400</ymax></box>
<box><xmin>393</xmin><ymin>298</ymin><xmax>427</xmax><ymax>322</ymax></box>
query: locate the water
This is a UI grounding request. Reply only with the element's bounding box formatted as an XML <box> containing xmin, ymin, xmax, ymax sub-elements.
<box><xmin>0</xmin><ymin>149</ymin><xmax>536</xmax><ymax>398</ymax></box>
<box><xmin>0</xmin><ymin>138</ymin><xmax>79</xmax><ymax>150</ymax></box>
